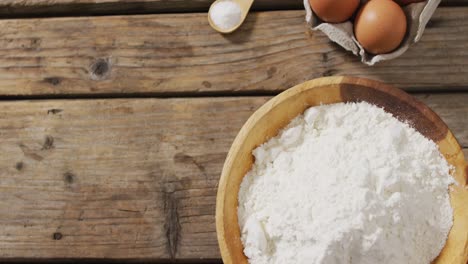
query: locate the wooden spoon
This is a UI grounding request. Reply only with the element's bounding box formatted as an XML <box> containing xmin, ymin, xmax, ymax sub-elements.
<box><xmin>208</xmin><ymin>0</ymin><xmax>254</xmax><ymax>34</ymax></box>
<box><xmin>216</xmin><ymin>76</ymin><xmax>468</xmax><ymax>264</ymax></box>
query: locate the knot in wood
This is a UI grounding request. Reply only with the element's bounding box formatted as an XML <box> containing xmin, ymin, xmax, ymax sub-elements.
<box><xmin>90</xmin><ymin>58</ymin><xmax>111</xmax><ymax>80</ymax></box>
<box><xmin>53</xmin><ymin>232</ymin><xmax>62</xmax><ymax>240</ymax></box>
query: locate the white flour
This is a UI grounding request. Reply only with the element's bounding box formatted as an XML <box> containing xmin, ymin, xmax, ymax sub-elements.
<box><xmin>238</xmin><ymin>102</ymin><xmax>454</xmax><ymax>264</ymax></box>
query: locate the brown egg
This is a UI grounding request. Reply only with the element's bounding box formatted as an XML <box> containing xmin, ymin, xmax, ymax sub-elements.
<box><xmin>354</xmin><ymin>0</ymin><xmax>407</xmax><ymax>54</ymax></box>
<box><xmin>309</xmin><ymin>0</ymin><xmax>360</xmax><ymax>23</ymax></box>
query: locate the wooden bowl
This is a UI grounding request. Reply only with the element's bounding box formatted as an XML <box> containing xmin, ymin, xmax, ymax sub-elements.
<box><xmin>216</xmin><ymin>76</ymin><xmax>468</xmax><ymax>264</ymax></box>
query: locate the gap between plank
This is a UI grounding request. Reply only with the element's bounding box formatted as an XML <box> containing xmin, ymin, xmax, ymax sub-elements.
<box><xmin>0</xmin><ymin>89</ymin><xmax>466</xmax><ymax>102</ymax></box>
<box><xmin>0</xmin><ymin>0</ymin><xmax>303</xmax><ymax>19</ymax></box>
<box><xmin>0</xmin><ymin>258</ymin><xmax>222</xmax><ymax>264</ymax></box>
<box><xmin>0</xmin><ymin>0</ymin><xmax>464</xmax><ymax>19</ymax></box>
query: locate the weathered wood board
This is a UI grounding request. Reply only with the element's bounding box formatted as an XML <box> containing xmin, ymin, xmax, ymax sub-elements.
<box><xmin>0</xmin><ymin>0</ymin><xmax>466</xmax><ymax>263</ymax></box>
<box><xmin>0</xmin><ymin>94</ymin><xmax>465</xmax><ymax>260</ymax></box>
<box><xmin>0</xmin><ymin>0</ymin><xmax>303</xmax><ymax>17</ymax></box>
<box><xmin>0</xmin><ymin>8</ymin><xmax>466</xmax><ymax>97</ymax></box>
<box><xmin>0</xmin><ymin>0</ymin><xmax>463</xmax><ymax>17</ymax></box>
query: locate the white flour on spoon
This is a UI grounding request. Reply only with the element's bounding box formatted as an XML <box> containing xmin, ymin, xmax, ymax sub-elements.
<box><xmin>238</xmin><ymin>102</ymin><xmax>453</xmax><ymax>264</ymax></box>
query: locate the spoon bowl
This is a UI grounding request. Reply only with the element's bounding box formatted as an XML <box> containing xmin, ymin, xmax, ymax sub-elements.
<box><xmin>208</xmin><ymin>0</ymin><xmax>254</xmax><ymax>34</ymax></box>
<box><xmin>216</xmin><ymin>76</ymin><xmax>468</xmax><ymax>264</ymax></box>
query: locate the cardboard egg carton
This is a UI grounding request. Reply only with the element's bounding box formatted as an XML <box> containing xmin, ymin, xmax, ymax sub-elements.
<box><xmin>304</xmin><ymin>0</ymin><xmax>440</xmax><ymax>65</ymax></box>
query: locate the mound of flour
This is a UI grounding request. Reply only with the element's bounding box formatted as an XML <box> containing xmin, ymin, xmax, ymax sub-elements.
<box><xmin>238</xmin><ymin>102</ymin><xmax>453</xmax><ymax>264</ymax></box>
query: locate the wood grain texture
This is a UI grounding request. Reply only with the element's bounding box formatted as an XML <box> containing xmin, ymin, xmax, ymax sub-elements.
<box><xmin>0</xmin><ymin>0</ymin><xmax>463</xmax><ymax>17</ymax></box>
<box><xmin>0</xmin><ymin>93</ymin><xmax>466</xmax><ymax>260</ymax></box>
<box><xmin>0</xmin><ymin>0</ymin><xmax>302</xmax><ymax>17</ymax></box>
<box><xmin>0</xmin><ymin>8</ymin><xmax>466</xmax><ymax>97</ymax></box>
<box><xmin>0</xmin><ymin>97</ymin><xmax>266</xmax><ymax>260</ymax></box>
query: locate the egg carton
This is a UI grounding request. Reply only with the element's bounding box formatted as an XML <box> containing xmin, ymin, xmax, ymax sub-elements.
<box><xmin>304</xmin><ymin>0</ymin><xmax>440</xmax><ymax>65</ymax></box>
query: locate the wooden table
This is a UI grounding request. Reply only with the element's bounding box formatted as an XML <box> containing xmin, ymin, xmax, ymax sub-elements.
<box><xmin>0</xmin><ymin>0</ymin><xmax>466</xmax><ymax>263</ymax></box>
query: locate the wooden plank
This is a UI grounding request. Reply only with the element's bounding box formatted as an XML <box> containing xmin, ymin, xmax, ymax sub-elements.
<box><xmin>0</xmin><ymin>8</ymin><xmax>466</xmax><ymax>97</ymax></box>
<box><xmin>0</xmin><ymin>93</ymin><xmax>466</xmax><ymax>260</ymax></box>
<box><xmin>0</xmin><ymin>0</ymin><xmax>463</xmax><ymax>17</ymax></box>
<box><xmin>0</xmin><ymin>96</ymin><xmax>267</xmax><ymax>260</ymax></box>
<box><xmin>0</xmin><ymin>0</ymin><xmax>302</xmax><ymax>17</ymax></box>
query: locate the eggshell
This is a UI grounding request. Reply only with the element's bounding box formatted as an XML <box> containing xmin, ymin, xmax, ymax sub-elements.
<box><xmin>308</xmin><ymin>0</ymin><xmax>360</xmax><ymax>23</ymax></box>
<box><xmin>354</xmin><ymin>0</ymin><xmax>407</xmax><ymax>54</ymax></box>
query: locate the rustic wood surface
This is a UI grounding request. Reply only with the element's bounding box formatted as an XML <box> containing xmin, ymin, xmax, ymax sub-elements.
<box><xmin>0</xmin><ymin>7</ymin><xmax>466</xmax><ymax>97</ymax></box>
<box><xmin>0</xmin><ymin>0</ymin><xmax>467</xmax><ymax>263</ymax></box>
<box><xmin>0</xmin><ymin>0</ymin><xmax>303</xmax><ymax>17</ymax></box>
<box><xmin>0</xmin><ymin>94</ymin><xmax>466</xmax><ymax>260</ymax></box>
<box><xmin>0</xmin><ymin>0</ymin><xmax>463</xmax><ymax>17</ymax></box>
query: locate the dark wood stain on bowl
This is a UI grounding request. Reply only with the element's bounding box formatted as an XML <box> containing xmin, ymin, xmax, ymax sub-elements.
<box><xmin>465</xmin><ymin>165</ymin><xmax>468</xmax><ymax>183</ymax></box>
<box><xmin>340</xmin><ymin>81</ymin><xmax>448</xmax><ymax>142</ymax></box>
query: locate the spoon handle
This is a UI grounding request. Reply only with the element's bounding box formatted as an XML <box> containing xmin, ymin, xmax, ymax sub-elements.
<box><xmin>237</xmin><ymin>0</ymin><xmax>255</xmax><ymax>20</ymax></box>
